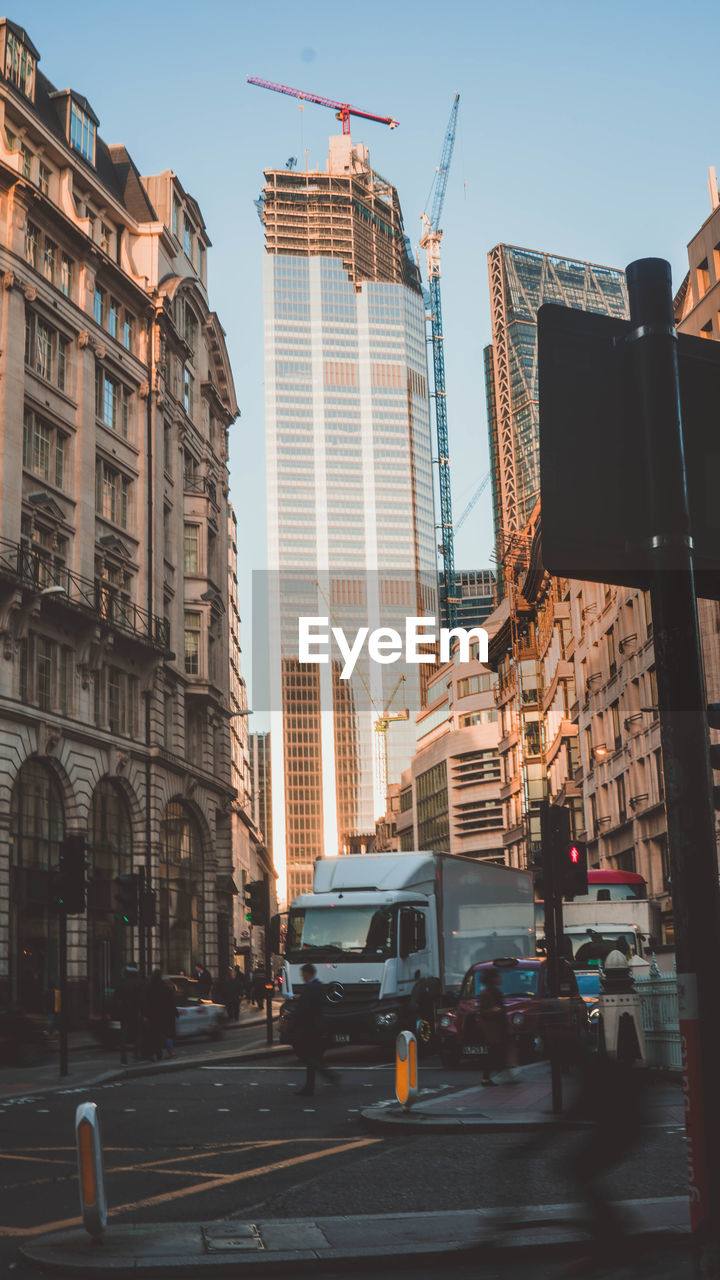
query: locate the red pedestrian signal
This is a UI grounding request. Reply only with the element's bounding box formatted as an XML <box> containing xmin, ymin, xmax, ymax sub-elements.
<box><xmin>561</xmin><ymin>841</ymin><xmax>588</xmax><ymax>899</ymax></box>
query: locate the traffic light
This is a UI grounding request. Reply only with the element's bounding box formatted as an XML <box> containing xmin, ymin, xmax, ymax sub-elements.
<box><xmin>57</xmin><ymin>836</ymin><xmax>87</xmax><ymax>914</ymax></box>
<box><xmin>560</xmin><ymin>841</ymin><xmax>589</xmax><ymax>900</ymax></box>
<box><xmin>113</xmin><ymin>874</ymin><xmax>139</xmax><ymax>925</ymax></box>
<box><xmin>244</xmin><ymin>879</ymin><xmax>268</xmax><ymax>926</ymax></box>
<box><xmin>139</xmin><ymin>889</ymin><xmax>157</xmax><ymax>928</ymax></box>
<box><xmin>536</xmin><ymin>802</ymin><xmax>571</xmax><ymax>900</ymax></box>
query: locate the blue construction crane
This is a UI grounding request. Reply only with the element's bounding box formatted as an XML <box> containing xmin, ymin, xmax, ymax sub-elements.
<box><xmin>455</xmin><ymin>471</ymin><xmax>491</xmax><ymax>535</ymax></box>
<box><xmin>420</xmin><ymin>93</ymin><xmax>460</xmax><ymax>629</ymax></box>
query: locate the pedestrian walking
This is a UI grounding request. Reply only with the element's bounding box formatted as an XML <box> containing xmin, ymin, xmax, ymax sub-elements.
<box><xmin>195</xmin><ymin>964</ymin><xmax>213</xmax><ymax>998</ymax></box>
<box><xmin>251</xmin><ymin>966</ymin><xmax>268</xmax><ymax>1007</ymax></box>
<box><xmin>289</xmin><ymin>962</ymin><xmax>339</xmax><ymax>1097</ymax></box>
<box><xmin>112</xmin><ymin>963</ymin><xmax>144</xmax><ymax>1064</ymax></box>
<box><xmin>142</xmin><ymin>970</ymin><xmax>177</xmax><ymax>1061</ymax></box>
<box><xmin>476</xmin><ymin>967</ymin><xmax>509</xmax><ymax>1086</ymax></box>
<box><xmin>229</xmin><ymin>967</ymin><xmax>243</xmax><ymax>1021</ymax></box>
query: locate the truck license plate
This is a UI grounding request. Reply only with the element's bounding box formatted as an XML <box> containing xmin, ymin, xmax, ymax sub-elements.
<box><xmin>333</xmin><ymin>1034</ymin><xmax>350</xmax><ymax>1044</ymax></box>
<box><xmin>462</xmin><ymin>1045</ymin><xmax>488</xmax><ymax>1056</ymax></box>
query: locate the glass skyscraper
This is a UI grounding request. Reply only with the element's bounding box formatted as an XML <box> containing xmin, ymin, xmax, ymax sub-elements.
<box><xmin>485</xmin><ymin>245</ymin><xmax>628</xmax><ymax>574</ymax></box>
<box><xmin>260</xmin><ymin>136</ymin><xmax>437</xmax><ymax>905</ymax></box>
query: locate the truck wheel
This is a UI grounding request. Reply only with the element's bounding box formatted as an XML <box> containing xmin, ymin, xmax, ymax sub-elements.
<box><xmin>414</xmin><ymin>1008</ymin><xmax>435</xmax><ymax>1056</ymax></box>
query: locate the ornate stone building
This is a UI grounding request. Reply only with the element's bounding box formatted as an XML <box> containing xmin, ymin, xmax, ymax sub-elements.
<box><xmin>0</xmin><ymin>20</ymin><xmax>239</xmax><ymax>1021</ymax></box>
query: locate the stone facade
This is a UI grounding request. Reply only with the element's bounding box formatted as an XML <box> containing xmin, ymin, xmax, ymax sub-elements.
<box><xmin>0</xmin><ymin>20</ymin><xmax>239</xmax><ymax>1021</ymax></box>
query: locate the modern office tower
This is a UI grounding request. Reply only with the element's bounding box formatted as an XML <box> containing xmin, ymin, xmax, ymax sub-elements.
<box><xmin>439</xmin><ymin>569</ymin><xmax>496</xmax><ymax>629</ymax></box>
<box><xmin>260</xmin><ymin>135</ymin><xmax>437</xmax><ymax>904</ymax></box>
<box><xmin>0</xmin><ymin>20</ymin><xmax>239</xmax><ymax>1021</ymax></box>
<box><xmin>484</xmin><ymin>246</ymin><xmax>628</xmax><ymax>579</ymax></box>
<box><xmin>249</xmin><ymin>732</ymin><xmax>273</xmax><ymax>858</ymax></box>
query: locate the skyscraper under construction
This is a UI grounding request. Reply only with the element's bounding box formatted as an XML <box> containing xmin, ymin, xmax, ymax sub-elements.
<box><xmin>485</xmin><ymin>245</ymin><xmax>628</xmax><ymax>581</ymax></box>
<box><xmin>260</xmin><ymin>136</ymin><xmax>436</xmax><ymax>905</ymax></box>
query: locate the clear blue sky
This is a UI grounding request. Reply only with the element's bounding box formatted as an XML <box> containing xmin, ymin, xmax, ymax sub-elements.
<box><xmin>17</xmin><ymin>0</ymin><xmax>720</xmax><ymax>714</ymax></box>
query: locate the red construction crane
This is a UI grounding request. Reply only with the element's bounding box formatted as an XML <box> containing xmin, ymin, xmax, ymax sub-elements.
<box><xmin>247</xmin><ymin>76</ymin><xmax>399</xmax><ymax>135</ymax></box>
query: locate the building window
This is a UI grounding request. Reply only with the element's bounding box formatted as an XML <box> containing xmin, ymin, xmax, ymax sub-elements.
<box><xmin>197</xmin><ymin>242</ymin><xmax>205</xmax><ymax>282</ymax></box>
<box><xmin>184</xmin><ymin>306</ymin><xmax>198</xmax><ymax>356</ymax></box>
<box><xmin>100</xmin><ymin>224</ymin><xmax>112</xmax><ymax>256</ymax></box>
<box><xmin>610</xmin><ymin>700</ymin><xmax>621</xmax><ymax>751</ymax></box>
<box><xmin>416</xmin><ymin>760</ymin><xmax>449</xmax><ymax>849</ymax></box>
<box><xmin>183</xmin><ymin>221</ymin><xmax>192</xmax><ymax>260</ymax></box>
<box><xmin>96</xmin><ymin>460</ymin><xmax>131</xmax><ymax>528</ymax></box>
<box><xmin>70</xmin><ymin>100</ymin><xmax>96</xmax><ymax>163</ymax></box>
<box><xmin>456</xmin><ymin>672</ymin><xmax>497</xmax><ymax>699</ymax></box>
<box><xmin>20</xmin><ymin>143</ymin><xmax>32</xmax><ymax>180</ymax></box>
<box><xmin>183</xmin><ymin>524</ymin><xmax>200</xmax><ymax>573</ymax></box>
<box><xmin>172</xmin><ymin>197</ymin><xmax>179</xmax><ymax>237</ymax></box>
<box><xmin>60</xmin><ymin>254</ymin><xmax>73</xmax><ymax>298</ymax></box>
<box><xmin>95</xmin><ymin>367</ymin><xmax>130</xmax><ymax>437</ymax></box>
<box><xmin>94</xmin><ymin>665</ymin><xmax>137</xmax><ymax>736</ymax></box>
<box><xmin>184</xmin><ymin>611</ymin><xmax>201</xmax><ymax>675</ymax></box>
<box><xmin>122</xmin><ymin>313</ymin><xmax>134</xmax><ymax>353</ymax></box>
<box><xmin>42</xmin><ymin>238</ymin><xmax>56</xmax><ymax>285</ymax></box>
<box><xmin>25</xmin><ymin>313</ymin><xmax>69</xmax><ymax>391</ymax></box>
<box><xmin>654</xmin><ymin>747</ymin><xmax>664</xmax><ymax>802</ymax></box>
<box><xmin>19</xmin><ymin>633</ymin><xmax>73</xmax><ymax>715</ymax></box>
<box><xmin>23</xmin><ymin>409</ymin><xmax>67</xmax><ymax>489</ymax></box>
<box><xmin>109</xmin><ymin>298</ymin><xmax>120</xmax><ymax>339</ymax></box>
<box><xmin>183</xmin><ymin>367</ymin><xmax>194</xmax><ymax>416</ymax></box>
<box><xmin>24</xmin><ymin>220</ymin><xmax>38</xmax><ymax>269</ymax></box>
<box><xmin>697</xmin><ymin>259</ymin><xmax>710</xmax><ymax>298</ymax></box>
<box><xmin>617</xmin><ymin>774</ymin><xmax>627</xmax><ymax>824</ymax></box>
<box><xmin>38</xmin><ymin>162</ymin><xmax>50</xmax><ymax>195</ymax></box>
<box><xmin>605</xmin><ymin>628</ymin><xmax>616</xmax><ymax>678</ymax></box>
<box><xmin>5</xmin><ymin>28</ymin><xmax>36</xmax><ymax>99</ymax></box>
<box><xmin>94</xmin><ymin>286</ymin><xmax>105</xmax><ymax>327</ymax></box>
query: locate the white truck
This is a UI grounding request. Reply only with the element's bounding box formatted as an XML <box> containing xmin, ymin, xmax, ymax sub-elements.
<box><xmin>279</xmin><ymin>851</ymin><xmax>534</xmax><ymax>1051</ymax></box>
<box><xmin>535</xmin><ymin>899</ymin><xmax>662</xmax><ymax>966</ymax></box>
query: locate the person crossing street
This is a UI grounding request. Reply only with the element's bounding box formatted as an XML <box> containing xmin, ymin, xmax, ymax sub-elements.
<box><xmin>289</xmin><ymin>962</ymin><xmax>339</xmax><ymax>1097</ymax></box>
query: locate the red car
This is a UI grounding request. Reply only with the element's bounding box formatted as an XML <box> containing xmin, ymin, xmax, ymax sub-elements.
<box><xmin>437</xmin><ymin>956</ymin><xmax>588</xmax><ymax>1068</ymax></box>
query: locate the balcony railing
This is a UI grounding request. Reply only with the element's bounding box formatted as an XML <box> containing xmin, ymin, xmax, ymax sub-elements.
<box><xmin>183</xmin><ymin>474</ymin><xmax>218</xmax><ymax>506</ymax></box>
<box><xmin>0</xmin><ymin>537</ymin><xmax>169</xmax><ymax>650</ymax></box>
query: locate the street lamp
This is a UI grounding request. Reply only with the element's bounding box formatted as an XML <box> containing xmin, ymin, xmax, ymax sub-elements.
<box><xmin>593</xmin><ymin>744</ymin><xmax>609</xmax><ymax>760</ymax></box>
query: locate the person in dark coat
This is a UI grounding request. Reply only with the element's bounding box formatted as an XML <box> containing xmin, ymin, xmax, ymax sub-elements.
<box><xmin>476</xmin><ymin>967</ymin><xmax>509</xmax><ymax>1086</ymax></box>
<box><xmin>195</xmin><ymin>965</ymin><xmax>213</xmax><ymax>998</ymax></box>
<box><xmin>112</xmin><ymin>964</ymin><xmax>144</xmax><ymax>1064</ymax></box>
<box><xmin>290</xmin><ymin>962</ymin><xmax>339</xmax><ymax>1097</ymax></box>
<box><xmin>142</xmin><ymin>970</ymin><xmax>177</xmax><ymax>1061</ymax></box>
<box><xmin>251</xmin><ymin>967</ymin><xmax>268</xmax><ymax>1007</ymax></box>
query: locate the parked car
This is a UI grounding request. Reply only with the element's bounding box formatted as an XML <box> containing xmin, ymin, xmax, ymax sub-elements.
<box><xmin>91</xmin><ymin>975</ymin><xmax>227</xmax><ymax>1047</ymax></box>
<box><xmin>437</xmin><ymin>956</ymin><xmax>588</xmax><ymax>1068</ymax></box>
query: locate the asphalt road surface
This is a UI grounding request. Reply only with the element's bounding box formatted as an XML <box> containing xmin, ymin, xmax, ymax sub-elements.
<box><xmin>0</xmin><ymin>1048</ymin><xmax>689</xmax><ymax>1278</ymax></box>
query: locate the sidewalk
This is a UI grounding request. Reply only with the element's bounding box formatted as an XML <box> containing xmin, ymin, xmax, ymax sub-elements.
<box><xmin>20</xmin><ymin>1198</ymin><xmax>692</xmax><ymax>1277</ymax></box>
<box><xmin>361</xmin><ymin>1059</ymin><xmax>684</xmax><ymax>1133</ymax></box>
<box><xmin>0</xmin><ymin>1003</ymin><xmax>291</xmax><ymax>1101</ymax></box>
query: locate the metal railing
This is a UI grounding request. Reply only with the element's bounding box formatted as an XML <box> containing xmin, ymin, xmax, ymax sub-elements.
<box><xmin>0</xmin><ymin>537</ymin><xmax>169</xmax><ymax>649</ymax></box>
<box><xmin>635</xmin><ymin>962</ymin><xmax>680</xmax><ymax>1070</ymax></box>
<box><xmin>183</xmin><ymin>474</ymin><xmax>218</xmax><ymax>506</ymax></box>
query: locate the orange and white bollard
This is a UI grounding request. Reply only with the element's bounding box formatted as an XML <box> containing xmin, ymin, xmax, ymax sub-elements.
<box><xmin>75</xmin><ymin>1102</ymin><xmax>107</xmax><ymax>1240</ymax></box>
<box><xmin>395</xmin><ymin>1030</ymin><xmax>418</xmax><ymax>1111</ymax></box>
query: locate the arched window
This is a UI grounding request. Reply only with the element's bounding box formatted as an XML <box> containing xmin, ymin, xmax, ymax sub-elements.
<box><xmin>9</xmin><ymin>759</ymin><xmax>65</xmax><ymax>1010</ymax></box>
<box><xmin>87</xmin><ymin>778</ymin><xmax>134</xmax><ymax>1016</ymax></box>
<box><xmin>159</xmin><ymin>801</ymin><xmax>204</xmax><ymax>975</ymax></box>
<box><xmin>10</xmin><ymin>758</ymin><xmax>64</xmax><ymax>870</ymax></box>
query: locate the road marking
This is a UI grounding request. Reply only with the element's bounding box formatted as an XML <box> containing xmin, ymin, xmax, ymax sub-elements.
<box><xmin>0</xmin><ymin>1135</ymin><xmax>381</xmax><ymax>1238</ymax></box>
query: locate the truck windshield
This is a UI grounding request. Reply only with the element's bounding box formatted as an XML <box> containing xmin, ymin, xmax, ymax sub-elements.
<box><xmin>286</xmin><ymin>907</ymin><xmax>396</xmax><ymax>962</ymax></box>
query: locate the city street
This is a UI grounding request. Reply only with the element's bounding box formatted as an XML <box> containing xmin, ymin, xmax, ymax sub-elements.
<box><xmin>1</xmin><ymin>1047</ymin><xmax>689</xmax><ymax>1277</ymax></box>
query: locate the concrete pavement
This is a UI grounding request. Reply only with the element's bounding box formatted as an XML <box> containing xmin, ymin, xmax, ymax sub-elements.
<box><xmin>361</xmin><ymin>1060</ymin><xmax>684</xmax><ymax>1133</ymax></box>
<box><xmin>19</xmin><ymin>1198</ymin><xmax>692</xmax><ymax>1276</ymax></box>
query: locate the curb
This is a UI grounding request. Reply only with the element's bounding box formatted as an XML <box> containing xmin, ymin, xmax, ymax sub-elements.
<box><xmin>18</xmin><ymin>1218</ymin><xmax>692</xmax><ymax>1278</ymax></box>
<box><xmin>0</xmin><ymin>1039</ymin><xmax>295</xmax><ymax>1102</ymax></box>
<box><xmin>360</xmin><ymin>1103</ymin><xmax>593</xmax><ymax>1134</ymax></box>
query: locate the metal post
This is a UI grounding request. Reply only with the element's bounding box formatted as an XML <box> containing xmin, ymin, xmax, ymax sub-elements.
<box><xmin>540</xmin><ymin>800</ymin><xmax>563</xmax><ymax>1114</ymax></box>
<box><xmin>627</xmin><ymin>258</ymin><xmax>720</xmax><ymax>1275</ymax></box>
<box><xmin>264</xmin><ymin>872</ymin><xmax>273</xmax><ymax>1046</ymax></box>
<box><xmin>59</xmin><ymin>905</ymin><xmax>68</xmax><ymax>1078</ymax></box>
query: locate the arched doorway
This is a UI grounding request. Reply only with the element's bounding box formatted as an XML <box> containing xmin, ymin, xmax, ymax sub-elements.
<box><xmin>9</xmin><ymin>758</ymin><xmax>65</xmax><ymax>1013</ymax></box>
<box><xmin>159</xmin><ymin>801</ymin><xmax>204</xmax><ymax>975</ymax></box>
<box><xmin>88</xmin><ymin>779</ymin><xmax>133</xmax><ymax>1016</ymax></box>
